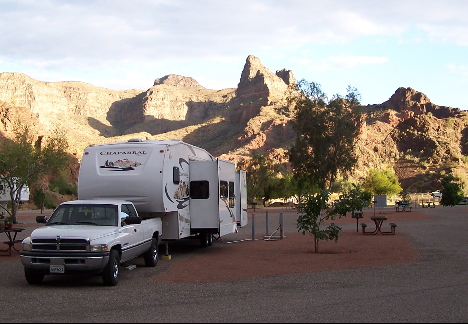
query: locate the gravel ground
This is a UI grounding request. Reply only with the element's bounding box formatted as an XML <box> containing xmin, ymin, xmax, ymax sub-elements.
<box><xmin>1</xmin><ymin>205</ymin><xmax>467</xmax><ymax>323</ymax></box>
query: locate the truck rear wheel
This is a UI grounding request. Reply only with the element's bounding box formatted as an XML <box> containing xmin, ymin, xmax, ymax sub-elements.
<box><xmin>24</xmin><ymin>269</ymin><xmax>44</xmax><ymax>285</ymax></box>
<box><xmin>143</xmin><ymin>238</ymin><xmax>158</xmax><ymax>267</ymax></box>
<box><xmin>102</xmin><ymin>249</ymin><xmax>120</xmax><ymax>286</ymax></box>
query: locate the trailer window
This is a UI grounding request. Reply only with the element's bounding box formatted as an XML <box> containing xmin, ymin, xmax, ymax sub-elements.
<box><xmin>190</xmin><ymin>181</ymin><xmax>209</xmax><ymax>199</ymax></box>
<box><xmin>228</xmin><ymin>181</ymin><xmax>235</xmax><ymax>208</ymax></box>
<box><xmin>173</xmin><ymin>166</ymin><xmax>180</xmax><ymax>184</ymax></box>
<box><xmin>220</xmin><ymin>181</ymin><xmax>228</xmax><ymax>198</ymax></box>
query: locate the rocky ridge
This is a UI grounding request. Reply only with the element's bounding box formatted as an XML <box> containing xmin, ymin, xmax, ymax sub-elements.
<box><xmin>0</xmin><ymin>55</ymin><xmax>467</xmax><ymax>193</ymax></box>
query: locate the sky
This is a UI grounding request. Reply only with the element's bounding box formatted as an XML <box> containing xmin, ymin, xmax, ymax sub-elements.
<box><xmin>0</xmin><ymin>0</ymin><xmax>467</xmax><ymax>109</ymax></box>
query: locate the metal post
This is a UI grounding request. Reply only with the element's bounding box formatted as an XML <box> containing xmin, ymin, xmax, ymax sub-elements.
<box><xmin>265</xmin><ymin>210</ymin><xmax>269</xmax><ymax>236</ymax></box>
<box><xmin>251</xmin><ymin>213</ymin><xmax>256</xmax><ymax>241</ymax></box>
<box><xmin>280</xmin><ymin>213</ymin><xmax>284</xmax><ymax>239</ymax></box>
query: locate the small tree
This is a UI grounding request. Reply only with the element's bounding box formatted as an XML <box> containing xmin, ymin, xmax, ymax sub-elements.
<box><xmin>361</xmin><ymin>168</ymin><xmax>402</xmax><ymax>196</ymax></box>
<box><xmin>0</xmin><ymin>122</ymin><xmax>69</xmax><ymax>223</ymax></box>
<box><xmin>398</xmin><ymin>190</ymin><xmax>412</xmax><ymax>204</ymax></box>
<box><xmin>296</xmin><ymin>190</ymin><xmax>341</xmax><ymax>253</ymax></box>
<box><xmin>440</xmin><ymin>174</ymin><xmax>464</xmax><ymax>207</ymax></box>
<box><xmin>333</xmin><ymin>184</ymin><xmax>373</xmax><ymax>217</ymax></box>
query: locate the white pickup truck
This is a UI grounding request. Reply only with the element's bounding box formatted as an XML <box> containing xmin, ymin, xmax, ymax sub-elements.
<box><xmin>20</xmin><ymin>200</ymin><xmax>162</xmax><ymax>286</ymax></box>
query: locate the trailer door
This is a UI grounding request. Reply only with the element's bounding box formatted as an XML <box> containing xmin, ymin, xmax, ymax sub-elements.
<box><xmin>236</xmin><ymin>170</ymin><xmax>248</xmax><ymax>227</ymax></box>
<box><xmin>189</xmin><ymin>161</ymin><xmax>219</xmax><ymax>230</ymax></box>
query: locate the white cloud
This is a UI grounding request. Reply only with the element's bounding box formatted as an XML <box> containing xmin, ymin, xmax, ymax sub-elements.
<box><xmin>309</xmin><ymin>56</ymin><xmax>389</xmax><ymax>71</ymax></box>
<box><xmin>445</xmin><ymin>63</ymin><xmax>468</xmax><ymax>76</ymax></box>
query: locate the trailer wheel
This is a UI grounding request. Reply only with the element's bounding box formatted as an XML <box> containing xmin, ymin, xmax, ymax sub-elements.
<box><xmin>143</xmin><ymin>238</ymin><xmax>159</xmax><ymax>267</ymax></box>
<box><xmin>24</xmin><ymin>269</ymin><xmax>44</xmax><ymax>285</ymax></box>
<box><xmin>102</xmin><ymin>249</ymin><xmax>120</xmax><ymax>286</ymax></box>
<box><xmin>200</xmin><ymin>232</ymin><xmax>210</xmax><ymax>248</ymax></box>
<box><xmin>208</xmin><ymin>233</ymin><xmax>213</xmax><ymax>246</ymax></box>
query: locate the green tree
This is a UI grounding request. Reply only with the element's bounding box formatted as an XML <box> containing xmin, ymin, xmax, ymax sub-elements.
<box><xmin>296</xmin><ymin>190</ymin><xmax>341</xmax><ymax>253</ymax></box>
<box><xmin>238</xmin><ymin>151</ymin><xmax>281</xmax><ymax>206</ymax></box>
<box><xmin>0</xmin><ymin>122</ymin><xmax>69</xmax><ymax>223</ymax></box>
<box><xmin>332</xmin><ymin>184</ymin><xmax>373</xmax><ymax>217</ymax></box>
<box><xmin>440</xmin><ymin>174</ymin><xmax>464</xmax><ymax>206</ymax></box>
<box><xmin>361</xmin><ymin>168</ymin><xmax>402</xmax><ymax>196</ymax></box>
<box><xmin>288</xmin><ymin>80</ymin><xmax>362</xmax><ymax>191</ymax></box>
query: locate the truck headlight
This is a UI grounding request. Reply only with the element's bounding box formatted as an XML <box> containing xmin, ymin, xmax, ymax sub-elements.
<box><xmin>22</xmin><ymin>237</ymin><xmax>32</xmax><ymax>251</ymax></box>
<box><xmin>90</xmin><ymin>244</ymin><xmax>109</xmax><ymax>252</ymax></box>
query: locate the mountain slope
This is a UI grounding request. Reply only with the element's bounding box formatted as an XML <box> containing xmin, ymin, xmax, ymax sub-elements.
<box><xmin>0</xmin><ymin>55</ymin><xmax>467</xmax><ymax>193</ymax></box>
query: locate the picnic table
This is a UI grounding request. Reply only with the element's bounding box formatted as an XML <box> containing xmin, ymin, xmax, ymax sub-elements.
<box><xmin>395</xmin><ymin>201</ymin><xmax>412</xmax><ymax>212</ymax></box>
<box><xmin>0</xmin><ymin>228</ymin><xmax>25</xmax><ymax>256</ymax></box>
<box><xmin>361</xmin><ymin>216</ymin><xmax>397</xmax><ymax>235</ymax></box>
<box><xmin>421</xmin><ymin>201</ymin><xmax>436</xmax><ymax>208</ymax></box>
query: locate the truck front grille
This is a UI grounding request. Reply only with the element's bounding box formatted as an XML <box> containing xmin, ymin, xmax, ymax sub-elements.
<box><xmin>32</xmin><ymin>238</ymin><xmax>89</xmax><ymax>252</ymax></box>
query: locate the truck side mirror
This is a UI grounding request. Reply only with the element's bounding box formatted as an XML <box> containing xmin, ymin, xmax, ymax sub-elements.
<box><xmin>36</xmin><ymin>215</ymin><xmax>48</xmax><ymax>223</ymax></box>
<box><xmin>125</xmin><ymin>216</ymin><xmax>141</xmax><ymax>225</ymax></box>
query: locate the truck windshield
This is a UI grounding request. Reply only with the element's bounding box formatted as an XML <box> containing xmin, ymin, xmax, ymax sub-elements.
<box><xmin>47</xmin><ymin>204</ymin><xmax>118</xmax><ymax>226</ymax></box>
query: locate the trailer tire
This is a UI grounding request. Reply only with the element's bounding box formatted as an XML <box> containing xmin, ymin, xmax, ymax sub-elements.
<box><xmin>24</xmin><ymin>269</ymin><xmax>44</xmax><ymax>285</ymax></box>
<box><xmin>102</xmin><ymin>249</ymin><xmax>120</xmax><ymax>286</ymax></box>
<box><xmin>208</xmin><ymin>233</ymin><xmax>213</xmax><ymax>246</ymax></box>
<box><xmin>200</xmin><ymin>232</ymin><xmax>210</xmax><ymax>248</ymax></box>
<box><xmin>144</xmin><ymin>238</ymin><xmax>159</xmax><ymax>267</ymax></box>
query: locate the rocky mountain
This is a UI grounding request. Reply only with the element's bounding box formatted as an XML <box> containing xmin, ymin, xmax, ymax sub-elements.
<box><xmin>0</xmin><ymin>54</ymin><xmax>467</xmax><ymax>194</ymax></box>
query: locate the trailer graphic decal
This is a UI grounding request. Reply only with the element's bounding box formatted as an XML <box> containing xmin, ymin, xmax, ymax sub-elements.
<box><xmin>100</xmin><ymin>159</ymin><xmax>142</xmax><ymax>171</ymax></box>
<box><xmin>164</xmin><ymin>183</ymin><xmax>190</xmax><ymax>210</ymax></box>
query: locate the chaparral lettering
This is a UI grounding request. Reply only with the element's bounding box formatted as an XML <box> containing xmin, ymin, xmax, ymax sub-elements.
<box><xmin>100</xmin><ymin>151</ymin><xmax>147</xmax><ymax>156</ymax></box>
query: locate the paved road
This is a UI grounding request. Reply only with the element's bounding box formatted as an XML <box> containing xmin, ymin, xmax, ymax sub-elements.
<box><xmin>1</xmin><ymin>206</ymin><xmax>468</xmax><ymax>322</ymax></box>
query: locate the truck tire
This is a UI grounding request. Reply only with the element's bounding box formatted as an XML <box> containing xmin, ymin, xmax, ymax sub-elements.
<box><xmin>24</xmin><ymin>269</ymin><xmax>44</xmax><ymax>285</ymax></box>
<box><xmin>102</xmin><ymin>249</ymin><xmax>120</xmax><ymax>286</ymax></box>
<box><xmin>143</xmin><ymin>238</ymin><xmax>158</xmax><ymax>267</ymax></box>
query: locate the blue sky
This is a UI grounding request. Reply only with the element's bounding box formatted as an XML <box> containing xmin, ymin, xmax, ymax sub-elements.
<box><xmin>1</xmin><ymin>0</ymin><xmax>467</xmax><ymax>109</ymax></box>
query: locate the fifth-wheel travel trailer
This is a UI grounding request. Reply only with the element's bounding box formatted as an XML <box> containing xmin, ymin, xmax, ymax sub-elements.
<box><xmin>0</xmin><ymin>179</ymin><xmax>30</xmax><ymax>215</ymax></box>
<box><xmin>77</xmin><ymin>139</ymin><xmax>248</xmax><ymax>246</ymax></box>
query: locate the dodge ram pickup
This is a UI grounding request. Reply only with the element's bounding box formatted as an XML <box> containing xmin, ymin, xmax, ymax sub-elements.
<box><xmin>20</xmin><ymin>199</ymin><xmax>162</xmax><ymax>286</ymax></box>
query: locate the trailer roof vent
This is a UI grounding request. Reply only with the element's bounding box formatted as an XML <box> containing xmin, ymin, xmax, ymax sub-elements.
<box><xmin>127</xmin><ymin>138</ymin><xmax>143</xmax><ymax>142</ymax></box>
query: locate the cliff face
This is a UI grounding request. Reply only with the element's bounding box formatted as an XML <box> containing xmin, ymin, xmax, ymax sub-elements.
<box><xmin>0</xmin><ymin>55</ymin><xmax>467</xmax><ymax>193</ymax></box>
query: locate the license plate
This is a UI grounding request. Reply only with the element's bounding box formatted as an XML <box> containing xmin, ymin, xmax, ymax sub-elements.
<box><xmin>50</xmin><ymin>265</ymin><xmax>65</xmax><ymax>274</ymax></box>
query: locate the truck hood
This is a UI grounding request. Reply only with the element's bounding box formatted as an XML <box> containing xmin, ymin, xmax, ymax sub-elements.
<box><xmin>30</xmin><ymin>225</ymin><xmax>117</xmax><ymax>240</ymax></box>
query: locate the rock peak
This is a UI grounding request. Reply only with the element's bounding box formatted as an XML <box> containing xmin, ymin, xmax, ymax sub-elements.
<box><xmin>236</xmin><ymin>55</ymin><xmax>294</xmax><ymax>100</ymax></box>
<box><xmin>154</xmin><ymin>74</ymin><xmax>204</xmax><ymax>89</ymax></box>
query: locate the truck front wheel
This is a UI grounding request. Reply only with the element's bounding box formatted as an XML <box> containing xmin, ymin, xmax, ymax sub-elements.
<box><xmin>102</xmin><ymin>249</ymin><xmax>120</xmax><ymax>286</ymax></box>
<box><xmin>143</xmin><ymin>238</ymin><xmax>158</xmax><ymax>267</ymax></box>
<box><xmin>24</xmin><ymin>269</ymin><xmax>44</xmax><ymax>285</ymax></box>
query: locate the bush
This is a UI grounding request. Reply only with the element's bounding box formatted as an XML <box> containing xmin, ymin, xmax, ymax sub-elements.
<box><xmin>49</xmin><ymin>174</ymin><xmax>77</xmax><ymax>196</ymax></box>
<box><xmin>32</xmin><ymin>187</ymin><xmax>57</xmax><ymax>210</ymax></box>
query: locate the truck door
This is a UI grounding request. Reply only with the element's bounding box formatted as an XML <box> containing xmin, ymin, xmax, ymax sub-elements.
<box><xmin>119</xmin><ymin>204</ymin><xmax>145</xmax><ymax>261</ymax></box>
